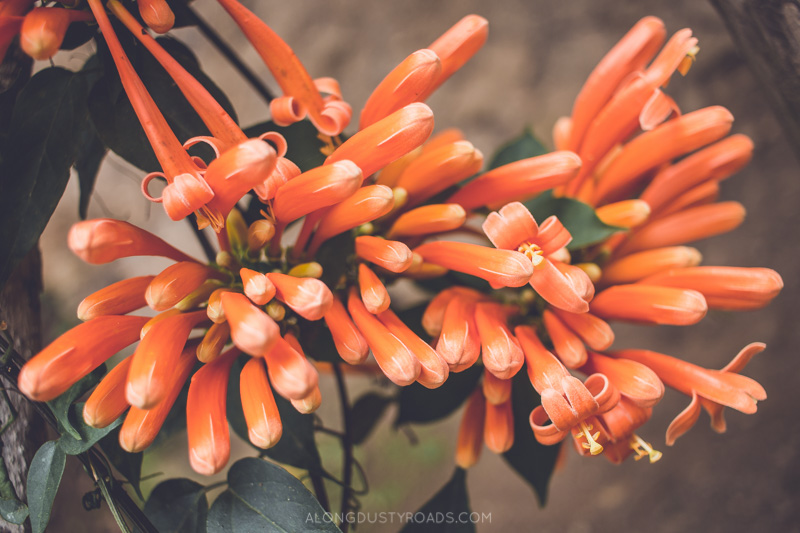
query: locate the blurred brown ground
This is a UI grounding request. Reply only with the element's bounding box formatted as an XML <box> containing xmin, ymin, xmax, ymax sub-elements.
<box><xmin>40</xmin><ymin>0</ymin><xmax>800</xmax><ymax>531</ymax></box>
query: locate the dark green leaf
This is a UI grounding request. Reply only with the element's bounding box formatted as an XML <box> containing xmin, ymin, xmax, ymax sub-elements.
<box><xmin>60</xmin><ymin>22</ymin><xmax>96</xmax><ymax>51</ymax></box>
<box><xmin>57</xmin><ymin>403</ymin><xmax>122</xmax><ymax>455</ymax></box>
<box><xmin>399</xmin><ymin>468</ymin><xmax>475</xmax><ymax>533</ymax></box>
<box><xmin>350</xmin><ymin>393</ymin><xmax>394</xmax><ymax>445</ymax></box>
<box><xmin>525</xmin><ymin>191</ymin><xmax>623</xmax><ymax>250</ymax></box>
<box><xmin>314</xmin><ymin>232</ymin><xmax>355</xmax><ymax>293</ymax></box>
<box><xmin>395</xmin><ymin>365</ymin><xmax>482</xmax><ymax>426</ymax></box>
<box><xmin>144</xmin><ymin>478</ymin><xmax>208</xmax><ymax>533</ymax></box>
<box><xmin>501</xmin><ymin>371</ymin><xmax>561</xmax><ymax>506</ymax></box>
<box><xmin>47</xmin><ymin>364</ymin><xmax>106</xmax><ymax>440</ymax></box>
<box><xmin>226</xmin><ymin>359</ymin><xmax>323</xmax><ymax>472</ymax></box>
<box><xmin>27</xmin><ymin>441</ymin><xmax>66</xmax><ymax>533</ymax></box>
<box><xmin>89</xmin><ymin>34</ymin><xmax>238</xmax><ymax>173</ymax></box>
<box><xmin>207</xmin><ymin>458</ymin><xmax>340</xmax><ymax>533</ymax></box>
<box><xmin>0</xmin><ymin>498</ymin><xmax>28</xmax><ymax>525</ymax></box>
<box><xmin>75</xmin><ymin>128</ymin><xmax>108</xmax><ymax>219</ymax></box>
<box><xmin>0</xmin><ymin>67</ymin><xmax>95</xmax><ymax>288</ymax></box>
<box><xmin>243</xmin><ymin>120</ymin><xmax>327</xmax><ymax>172</ymax></box>
<box><xmin>488</xmin><ymin>128</ymin><xmax>549</xmax><ymax>170</ymax></box>
<box><xmin>99</xmin><ymin>429</ymin><xmax>144</xmax><ymax>500</ymax></box>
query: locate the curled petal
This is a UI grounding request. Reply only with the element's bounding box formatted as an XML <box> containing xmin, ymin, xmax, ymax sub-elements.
<box><xmin>537</xmin><ymin>216</ymin><xmax>573</xmax><ymax>255</ymax></box>
<box><xmin>68</xmin><ymin>219</ymin><xmax>197</xmax><ymax>264</ymax></box>
<box><xmin>582</xmin><ymin>351</ymin><xmax>664</xmax><ymax>407</ymax></box>
<box><xmin>270</xmin><ymin>95</ymin><xmax>306</xmax><ymax>126</ymax></box>
<box><xmin>561</xmin><ymin>375</ymin><xmax>601</xmax><ymax>421</ymax></box>
<box><xmin>482</xmin><ymin>201</ymin><xmax>539</xmax><ymax>251</ymax></box>
<box><xmin>254</xmin><ymin>157</ymin><xmax>302</xmax><ymax>202</ymax></box>
<box><xmin>267</xmin><ymin>273</ymin><xmax>333</xmax><ymax>321</ymax></box>
<box><xmin>529</xmin><ymin>260</ymin><xmax>590</xmax><ymax>314</ymax></box>
<box><xmin>666</xmin><ymin>392</ymin><xmax>702</xmax><ymax>446</ymax></box>
<box><xmin>530</xmin><ymin>405</ymin><xmax>570</xmax><ymax>446</ymax></box>
<box><xmin>158</xmin><ymin>173</ymin><xmax>215</xmax><ymax>222</ymax></box>
<box><xmin>240</xmin><ymin>357</ymin><xmax>282</xmax><ymax>449</ymax></box>
<box><xmin>77</xmin><ymin>276</ymin><xmax>154</xmax><ymax>321</ymax></box>
<box><xmin>539</xmin><ymin>389</ymin><xmax>579</xmax><ymax>433</ymax></box>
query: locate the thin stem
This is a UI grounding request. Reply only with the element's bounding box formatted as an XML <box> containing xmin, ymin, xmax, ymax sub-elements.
<box><xmin>184</xmin><ymin>5</ymin><xmax>275</xmax><ymax>105</ymax></box>
<box><xmin>309</xmin><ymin>470</ymin><xmax>330</xmax><ymax>513</ymax></box>
<box><xmin>332</xmin><ymin>362</ymin><xmax>354</xmax><ymax>532</ymax></box>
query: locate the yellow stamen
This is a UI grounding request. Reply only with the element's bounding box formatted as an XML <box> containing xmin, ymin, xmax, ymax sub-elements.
<box><xmin>517</xmin><ymin>242</ymin><xmax>545</xmax><ymax>269</ymax></box>
<box><xmin>577</xmin><ymin>421</ymin><xmax>603</xmax><ymax>455</ymax></box>
<box><xmin>630</xmin><ymin>434</ymin><xmax>662</xmax><ymax>463</ymax></box>
<box><xmin>318</xmin><ymin>133</ymin><xmax>337</xmax><ymax>156</ymax></box>
<box><xmin>677</xmin><ymin>45</ymin><xmax>700</xmax><ymax>76</ymax></box>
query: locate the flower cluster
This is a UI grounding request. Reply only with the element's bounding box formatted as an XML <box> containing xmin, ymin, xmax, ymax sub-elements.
<box><xmin>15</xmin><ymin>2</ymin><xmax>782</xmax><ymax>479</ymax></box>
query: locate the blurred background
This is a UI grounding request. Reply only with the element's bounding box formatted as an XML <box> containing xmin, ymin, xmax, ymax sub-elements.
<box><xmin>39</xmin><ymin>0</ymin><xmax>800</xmax><ymax>531</ymax></box>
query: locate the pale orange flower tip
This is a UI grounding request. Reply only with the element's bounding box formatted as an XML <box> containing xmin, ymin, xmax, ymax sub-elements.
<box><xmin>387</xmin><ymin>204</ymin><xmax>467</xmax><ymax>238</ymax></box>
<box><xmin>428</xmin><ymin>15</ymin><xmax>489</xmax><ymax>92</ymax></box>
<box><xmin>267</xmin><ymin>272</ymin><xmax>333</xmax><ymax>321</ymax></box>
<box><xmin>484</xmin><ymin>400</ymin><xmax>514</xmax><ymax>454</ymax></box>
<box><xmin>240</xmin><ymin>268</ymin><xmax>276</xmax><ymax>306</ymax></box>
<box><xmin>240</xmin><ymin>357</ymin><xmax>283</xmax><ymax>449</ymax></box>
<box><xmin>358</xmin><ymin>263</ymin><xmax>391</xmax><ymax>314</ymax></box>
<box><xmin>591</xmin><ymin>285</ymin><xmax>707</xmax><ymax>326</ymax></box>
<box><xmin>355</xmin><ymin>236</ymin><xmax>413</xmax><ymax>273</ymax></box>
<box><xmin>77</xmin><ymin>275</ymin><xmax>154</xmax><ymax>321</ymax></box>
<box><xmin>455</xmin><ymin>388</ymin><xmax>486</xmax><ymax>468</ymax></box>
<box><xmin>272</xmin><ymin>160</ymin><xmax>362</xmax><ymax>224</ymax></box>
<box><xmin>220</xmin><ymin>292</ymin><xmax>280</xmax><ymax>356</ymax></box>
<box><xmin>145</xmin><ymin>261</ymin><xmax>221</xmax><ymax>311</ymax></box>
<box><xmin>323</xmin><ymin>297</ymin><xmax>370</xmax><ymax>365</ymax></box>
<box><xmin>137</xmin><ymin>0</ymin><xmax>174</xmax><ymax>34</ymax></box>
<box><xmin>20</xmin><ymin>7</ymin><xmax>88</xmax><ymax>60</ymax></box>
<box><xmin>292</xmin><ymin>385</ymin><xmax>322</xmax><ymax>414</ymax></box>
<box><xmin>83</xmin><ymin>357</ymin><xmax>132</xmax><ymax>429</ymax></box>
<box><xmin>595</xmin><ymin>200</ymin><xmax>651</xmax><ymax>229</ymax></box>
<box><xmin>601</xmin><ymin>246</ymin><xmax>702</xmax><ymax>286</ymax></box>
<box><xmin>264</xmin><ymin>336</ymin><xmax>319</xmax><ymax>401</ymax></box>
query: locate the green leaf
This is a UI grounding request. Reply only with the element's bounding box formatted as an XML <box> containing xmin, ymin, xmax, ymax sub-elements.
<box><xmin>243</xmin><ymin>120</ymin><xmax>328</xmax><ymax>173</ymax></box>
<box><xmin>399</xmin><ymin>468</ymin><xmax>475</xmax><ymax>533</ymax></box>
<box><xmin>207</xmin><ymin>458</ymin><xmax>340</xmax><ymax>533</ymax></box>
<box><xmin>27</xmin><ymin>441</ymin><xmax>66</xmax><ymax>533</ymax></box>
<box><xmin>47</xmin><ymin>364</ymin><xmax>106</xmax><ymax>440</ymax></box>
<box><xmin>89</xmin><ymin>33</ymin><xmax>238</xmax><ymax>173</ymax></box>
<box><xmin>524</xmin><ymin>191</ymin><xmax>623</xmax><ymax>250</ymax></box>
<box><xmin>144</xmin><ymin>478</ymin><xmax>208</xmax><ymax>533</ymax></box>
<box><xmin>501</xmin><ymin>371</ymin><xmax>561</xmax><ymax>506</ymax></box>
<box><xmin>226</xmin><ymin>359</ymin><xmax>323</xmax><ymax>472</ymax></box>
<box><xmin>0</xmin><ymin>67</ymin><xmax>95</xmax><ymax>288</ymax></box>
<box><xmin>350</xmin><ymin>393</ymin><xmax>394</xmax><ymax>445</ymax></box>
<box><xmin>99</xmin><ymin>429</ymin><xmax>144</xmax><ymax>500</ymax></box>
<box><xmin>57</xmin><ymin>403</ymin><xmax>122</xmax><ymax>455</ymax></box>
<box><xmin>488</xmin><ymin>127</ymin><xmax>549</xmax><ymax>170</ymax></box>
<box><xmin>75</xmin><ymin>128</ymin><xmax>108</xmax><ymax>219</ymax></box>
<box><xmin>395</xmin><ymin>365</ymin><xmax>482</xmax><ymax>426</ymax></box>
<box><xmin>0</xmin><ymin>498</ymin><xmax>29</xmax><ymax>525</ymax></box>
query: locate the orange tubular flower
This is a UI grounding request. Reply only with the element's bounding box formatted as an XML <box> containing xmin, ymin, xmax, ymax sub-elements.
<box><xmin>307</xmin><ymin>185</ymin><xmax>396</xmax><ymax>256</ymax></box>
<box><xmin>595</xmin><ymin>200</ymin><xmax>651</xmax><ymax>229</ymax></box>
<box><xmin>377</xmin><ymin>308</ymin><xmax>449</xmax><ymax>389</ymax></box>
<box><xmin>413</xmin><ymin>241</ymin><xmax>534</xmax><ymax>289</ymax></box>
<box><xmin>580</xmin><ymin>351</ymin><xmax>664</xmax><ymax>408</ymax></box>
<box><xmin>590</xmin><ymin>284</ymin><xmax>707</xmax><ymax>325</ymax></box>
<box><xmin>483</xmin><ymin>370</ymin><xmax>512</xmax><ymax>405</ymax></box>
<box><xmin>119</xmin><ymin>342</ymin><xmax>197</xmax><ymax>453</ymax></box>
<box><xmin>347</xmin><ymin>289</ymin><xmax>420</xmax><ymax>386</ymax></box>
<box><xmin>517</xmin><ymin>326</ymin><xmax>619</xmax><ymax>454</ymax></box>
<box><xmin>563</xmin><ymin>16</ymin><xmax>666</xmax><ymax>152</ymax></box>
<box><xmin>482</xmin><ymin>202</ymin><xmax>592</xmax><ymax>312</ymax></box>
<box><xmin>263</xmin><ymin>336</ymin><xmax>319</xmax><ymax>401</ymax></box>
<box><xmin>358</xmin><ymin>264</ymin><xmax>390</xmax><ymax>314</ymax></box>
<box><xmin>83</xmin><ymin>356</ymin><xmax>132</xmax><ymax>428</ymax></box>
<box><xmin>612</xmin><ymin>343</ymin><xmax>767</xmax><ymax>445</ymax></box>
<box><xmin>395</xmin><ymin>141</ymin><xmax>484</xmax><ymax>207</ymax></box>
<box><xmin>360</xmin><ymin>49</ymin><xmax>442</xmax><ymax>129</ymax></box>
<box><xmin>592</xmin><ymin>106</ymin><xmax>734</xmax><ymax>205</ymax></box>
<box><xmin>220</xmin><ymin>292</ymin><xmax>280</xmax><ymax>356</ymax></box>
<box><xmin>638</xmin><ymin>266</ymin><xmax>783</xmax><ymax>311</ymax></box>
<box><xmin>1</xmin><ymin>0</ymin><xmax>33</xmax><ymax>62</ymax></box>
<box><xmin>239</xmin><ymin>268</ymin><xmax>275</xmax><ymax>306</ymax></box>
<box><xmin>266</xmin><ymin>273</ymin><xmax>333</xmax><ymax>321</ymax></box>
<box><xmin>425</xmin><ymin>15</ymin><xmax>489</xmax><ymax>97</ymax></box>
<box><xmin>323</xmin><ymin>297</ymin><xmax>370</xmax><ymax>365</ymax></box>
<box><xmin>600</xmin><ymin>246</ymin><xmax>702</xmax><ymax>286</ymax></box>
<box><xmin>355</xmin><ymin>236</ymin><xmax>413</xmax><ymax>273</ymax></box>
<box><xmin>18</xmin><ymin>315</ymin><xmax>148</xmax><ymax>402</ymax></box>
<box><xmin>550</xmin><ymin>309</ymin><xmax>615</xmax><ymax>352</ymax></box>
<box><xmin>447</xmin><ymin>151</ymin><xmax>582</xmax><ymax>211</ymax></box>
<box><xmin>589</xmin><ymin>398</ymin><xmax>658</xmax><ymax>464</ymax></box>
<box><xmin>19</xmin><ymin>7</ymin><xmax>91</xmax><ymax>60</ymax></box>
<box><xmin>542</xmin><ymin>309</ymin><xmax>587</xmax><ymax>369</ymax></box>
<box><xmin>617</xmin><ymin>201</ymin><xmax>745</xmax><ymax>256</ymax></box>
<box><xmin>474</xmin><ymin>302</ymin><xmax>523</xmax><ymax>380</ymax></box>
<box><xmin>325</xmin><ymin>103</ymin><xmax>435</xmax><ymax>179</ymax></box>
<box><xmin>197</xmin><ymin>322</ymin><xmax>230</xmax><ymax>363</ymax></box>
<box><xmin>455</xmin><ymin>388</ymin><xmax>486</xmax><ymax>468</ymax></box>
<box><xmin>68</xmin><ymin>219</ymin><xmax>198</xmax><ymax>264</ymax></box>
<box><xmin>77</xmin><ymin>275</ymin><xmax>154</xmax><ymax>321</ymax></box>
<box><xmin>639</xmin><ymin>134</ymin><xmax>753</xmax><ymax>215</ymax></box>
<box><xmin>137</xmin><ymin>0</ymin><xmax>174</xmax><ymax>34</ymax></box>
<box><xmin>126</xmin><ymin>310</ymin><xmax>207</xmax><ymax>409</ymax></box>
<box><xmin>240</xmin><ymin>357</ymin><xmax>282</xmax><ymax>449</ymax></box>
<box><xmin>484</xmin><ymin>399</ymin><xmax>514</xmax><ymax>454</ymax></box>
<box><xmin>187</xmin><ymin>347</ymin><xmax>239</xmax><ymax>476</ymax></box>
<box><xmin>271</xmin><ymin>161</ymin><xmax>363</xmax><ymax>225</ymax></box>
<box><xmin>436</xmin><ymin>291</ymin><xmax>482</xmax><ymax>371</ymax></box>
<box><xmin>653</xmin><ymin>180</ymin><xmax>719</xmax><ymax>218</ymax></box>
<box><xmin>387</xmin><ymin>204</ymin><xmax>467</xmax><ymax>239</ymax></box>
<box><xmin>421</xmin><ymin>287</ymin><xmax>483</xmax><ymax>338</ymax></box>
<box><xmin>145</xmin><ymin>262</ymin><xmax>225</xmax><ymax>311</ymax></box>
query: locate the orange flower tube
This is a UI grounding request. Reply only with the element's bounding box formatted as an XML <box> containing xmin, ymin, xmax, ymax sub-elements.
<box><xmin>18</xmin><ymin>315</ymin><xmax>148</xmax><ymax>402</ymax></box>
<box><xmin>20</xmin><ymin>7</ymin><xmax>92</xmax><ymax>60</ymax></box>
<box><xmin>83</xmin><ymin>356</ymin><xmax>133</xmax><ymax>428</ymax></box>
<box><xmin>483</xmin><ymin>370</ymin><xmax>512</xmax><ymax>405</ymax></box>
<box><xmin>272</xmin><ymin>161</ymin><xmax>363</xmax><ymax>224</ymax></box>
<box><xmin>387</xmin><ymin>204</ymin><xmax>467</xmax><ymax>238</ymax></box>
<box><xmin>358</xmin><ymin>264</ymin><xmax>390</xmax><ymax>314</ymax></box>
<box><xmin>240</xmin><ymin>268</ymin><xmax>275</xmax><ymax>306</ymax></box>
<box><xmin>355</xmin><ymin>236</ymin><xmax>414</xmax><ymax>273</ymax></box>
<box><xmin>395</xmin><ymin>141</ymin><xmax>483</xmax><ymax>206</ymax></box>
<box><xmin>263</xmin><ymin>336</ymin><xmax>319</xmax><ymax>401</ymax></box>
<box><xmin>220</xmin><ymin>292</ymin><xmax>280</xmax><ymax>356</ymax></box>
<box><xmin>425</xmin><ymin>15</ymin><xmax>489</xmax><ymax>97</ymax></box>
<box><xmin>455</xmin><ymin>388</ymin><xmax>486</xmax><ymax>468</ymax></box>
<box><xmin>145</xmin><ymin>262</ymin><xmax>225</xmax><ymax>311</ymax></box>
<box><xmin>377</xmin><ymin>308</ymin><xmax>449</xmax><ymax>389</ymax></box>
<box><xmin>551</xmin><ymin>309</ymin><xmax>615</xmax><ymax>352</ymax></box>
<box><xmin>77</xmin><ymin>275</ymin><xmax>154</xmax><ymax>321</ymax></box>
<box><xmin>413</xmin><ymin>241</ymin><xmax>533</xmax><ymax>288</ymax></box>
<box><xmin>196</xmin><ymin>321</ymin><xmax>230</xmax><ymax>363</ymax></box>
<box><xmin>601</xmin><ymin>246</ymin><xmax>702</xmax><ymax>285</ymax></box>
<box><xmin>591</xmin><ymin>285</ymin><xmax>707</xmax><ymax>325</ymax></box>
<box><xmin>436</xmin><ymin>293</ymin><xmax>481</xmax><ymax>371</ymax></box>
<box><xmin>484</xmin><ymin>399</ymin><xmax>514</xmax><ymax>454</ymax></box>
<box><xmin>542</xmin><ymin>309</ymin><xmax>587</xmax><ymax>369</ymax></box>
<box><xmin>474</xmin><ymin>302</ymin><xmax>523</xmax><ymax>380</ymax></box>
<box><xmin>323</xmin><ymin>297</ymin><xmax>370</xmax><ymax>365</ymax></box>
<box><xmin>137</xmin><ymin>0</ymin><xmax>174</xmax><ymax>33</ymax></box>
<box><xmin>187</xmin><ymin>348</ymin><xmax>239</xmax><ymax>475</ymax></box>
<box><xmin>240</xmin><ymin>357</ymin><xmax>282</xmax><ymax>449</ymax></box>
<box><xmin>595</xmin><ymin>200</ymin><xmax>651</xmax><ymax>229</ymax></box>
<box><xmin>653</xmin><ymin>180</ymin><xmax>720</xmax><ymax>218</ymax></box>
<box><xmin>267</xmin><ymin>273</ymin><xmax>333</xmax><ymax>321</ymax></box>
<box><xmin>119</xmin><ymin>342</ymin><xmax>197</xmax><ymax>453</ymax></box>
<box><xmin>68</xmin><ymin>219</ymin><xmax>198</xmax><ymax>265</ymax></box>
<box><xmin>447</xmin><ymin>151</ymin><xmax>582</xmax><ymax>211</ymax></box>
<box><xmin>580</xmin><ymin>351</ymin><xmax>664</xmax><ymax>408</ymax></box>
